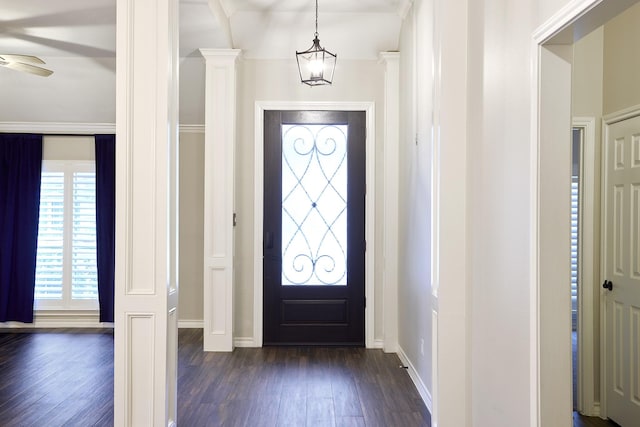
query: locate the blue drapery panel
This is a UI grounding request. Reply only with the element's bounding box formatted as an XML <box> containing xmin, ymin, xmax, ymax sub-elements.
<box><xmin>0</xmin><ymin>134</ymin><xmax>42</xmax><ymax>323</ymax></box>
<box><xmin>95</xmin><ymin>134</ymin><xmax>115</xmax><ymax>323</ymax></box>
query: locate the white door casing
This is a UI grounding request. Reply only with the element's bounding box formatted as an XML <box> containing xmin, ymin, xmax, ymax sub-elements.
<box><xmin>253</xmin><ymin>101</ymin><xmax>376</xmax><ymax>349</ymax></box>
<box><xmin>602</xmin><ymin>112</ymin><xmax>640</xmax><ymax>426</ymax></box>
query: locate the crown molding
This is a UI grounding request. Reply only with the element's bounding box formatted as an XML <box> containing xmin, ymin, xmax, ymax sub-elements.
<box><xmin>0</xmin><ymin>122</ymin><xmax>116</xmax><ymax>134</ymax></box>
<box><xmin>397</xmin><ymin>0</ymin><xmax>413</xmax><ymax>19</ymax></box>
<box><xmin>0</xmin><ymin>122</ymin><xmax>205</xmax><ymax>135</ymax></box>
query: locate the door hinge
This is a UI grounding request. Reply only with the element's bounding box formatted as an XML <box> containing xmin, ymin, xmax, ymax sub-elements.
<box><xmin>233</xmin><ymin>212</ymin><xmax>237</xmax><ymax>227</ymax></box>
<box><xmin>364</xmin><ymin>296</ymin><xmax>367</xmax><ymax>309</ymax></box>
<box><xmin>364</xmin><ymin>240</ymin><xmax>367</xmax><ymax>251</ymax></box>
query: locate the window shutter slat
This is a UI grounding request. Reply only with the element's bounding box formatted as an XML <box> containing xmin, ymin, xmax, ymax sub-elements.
<box><xmin>72</xmin><ymin>172</ymin><xmax>98</xmax><ymax>300</ymax></box>
<box><xmin>35</xmin><ymin>172</ymin><xmax>64</xmax><ymax>300</ymax></box>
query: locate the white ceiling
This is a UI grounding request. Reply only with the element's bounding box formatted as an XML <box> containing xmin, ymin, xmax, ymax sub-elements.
<box><xmin>0</xmin><ymin>0</ymin><xmax>407</xmax><ymax>59</ymax></box>
<box><xmin>0</xmin><ymin>0</ymin><xmax>408</xmax><ymax>124</ymax></box>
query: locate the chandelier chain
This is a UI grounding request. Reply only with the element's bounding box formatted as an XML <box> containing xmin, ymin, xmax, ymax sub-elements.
<box><xmin>315</xmin><ymin>0</ymin><xmax>319</xmax><ymax>37</ymax></box>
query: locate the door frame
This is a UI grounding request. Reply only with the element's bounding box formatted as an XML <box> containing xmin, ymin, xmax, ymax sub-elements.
<box><xmin>573</xmin><ymin>117</ymin><xmax>598</xmax><ymax>416</ymax></box>
<box><xmin>532</xmin><ymin>0</ymin><xmax>640</xmax><ymax>425</ymax></box>
<box><xmin>600</xmin><ymin>104</ymin><xmax>640</xmax><ymax>418</ymax></box>
<box><xmin>253</xmin><ymin>101</ymin><xmax>376</xmax><ymax>348</ymax></box>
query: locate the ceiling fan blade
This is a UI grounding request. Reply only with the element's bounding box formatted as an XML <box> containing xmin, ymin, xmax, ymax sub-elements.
<box><xmin>0</xmin><ymin>54</ymin><xmax>46</xmax><ymax>65</ymax></box>
<box><xmin>1</xmin><ymin>61</ymin><xmax>53</xmax><ymax>77</ymax></box>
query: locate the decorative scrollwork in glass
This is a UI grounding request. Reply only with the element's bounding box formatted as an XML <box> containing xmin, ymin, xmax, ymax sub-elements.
<box><xmin>281</xmin><ymin>124</ymin><xmax>348</xmax><ymax>286</ymax></box>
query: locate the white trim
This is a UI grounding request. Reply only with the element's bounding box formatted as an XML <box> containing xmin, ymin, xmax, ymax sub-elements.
<box><xmin>398</xmin><ymin>345</ymin><xmax>433</xmax><ymax>413</ymax></box>
<box><xmin>572</xmin><ymin>117</ymin><xmax>598</xmax><ymax>416</ymax></box>
<box><xmin>531</xmin><ymin>0</ymin><xmax>602</xmax><ymax>44</ymax></box>
<box><xmin>178</xmin><ymin>124</ymin><xmax>205</xmax><ymax>134</ymax></box>
<box><xmin>233</xmin><ymin>337</ymin><xmax>256</xmax><ymax>347</ymax></box>
<box><xmin>379</xmin><ymin>52</ymin><xmax>400</xmax><ymax>353</ymax></box>
<box><xmin>603</xmin><ymin>103</ymin><xmax>640</xmax><ymax>124</ymax></box>
<box><xmin>0</xmin><ymin>311</ymin><xmax>113</xmax><ymax>328</ymax></box>
<box><xmin>0</xmin><ymin>317</ymin><xmax>201</xmax><ymax>330</ymax></box>
<box><xmin>397</xmin><ymin>0</ymin><xmax>413</xmax><ymax>19</ymax></box>
<box><xmin>372</xmin><ymin>339</ymin><xmax>384</xmax><ymax>349</ymax></box>
<box><xmin>0</xmin><ymin>122</ymin><xmax>116</xmax><ymax>134</ymax></box>
<box><xmin>0</xmin><ymin>122</ymin><xmax>204</xmax><ymax>134</ymax></box>
<box><xmin>530</xmin><ymin>23</ymin><xmax>541</xmax><ymax>427</ymax></box>
<box><xmin>178</xmin><ymin>320</ymin><xmax>204</xmax><ymax>329</ymax></box>
<box><xmin>254</xmin><ymin>101</ymin><xmax>376</xmax><ymax>349</ymax></box>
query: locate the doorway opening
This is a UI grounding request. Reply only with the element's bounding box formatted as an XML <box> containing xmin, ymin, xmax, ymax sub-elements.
<box><xmin>572</xmin><ymin>126</ymin><xmax>582</xmax><ymax>411</ymax></box>
<box><xmin>534</xmin><ymin>0</ymin><xmax>640</xmax><ymax>425</ymax></box>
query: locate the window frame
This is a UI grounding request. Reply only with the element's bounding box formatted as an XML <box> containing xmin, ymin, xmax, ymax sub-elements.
<box><xmin>34</xmin><ymin>160</ymin><xmax>99</xmax><ymax>311</ymax></box>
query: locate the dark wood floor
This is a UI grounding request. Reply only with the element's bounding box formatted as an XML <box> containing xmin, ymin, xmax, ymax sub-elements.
<box><xmin>178</xmin><ymin>329</ymin><xmax>429</xmax><ymax>426</ymax></box>
<box><xmin>574</xmin><ymin>412</ymin><xmax>620</xmax><ymax>427</ymax></box>
<box><xmin>0</xmin><ymin>328</ymin><xmax>430</xmax><ymax>426</ymax></box>
<box><xmin>0</xmin><ymin>328</ymin><xmax>114</xmax><ymax>426</ymax></box>
<box><xmin>0</xmin><ymin>328</ymin><xmax>619</xmax><ymax>427</ymax></box>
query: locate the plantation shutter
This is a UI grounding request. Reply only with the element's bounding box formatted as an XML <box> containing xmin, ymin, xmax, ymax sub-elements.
<box><xmin>72</xmin><ymin>172</ymin><xmax>98</xmax><ymax>300</ymax></box>
<box><xmin>35</xmin><ymin>172</ymin><xmax>65</xmax><ymax>299</ymax></box>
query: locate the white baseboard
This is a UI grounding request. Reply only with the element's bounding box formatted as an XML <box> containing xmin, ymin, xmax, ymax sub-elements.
<box><xmin>178</xmin><ymin>320</ymin><xmax>204</xmax><ymax>329</ymax></box>
<box><xmin>0</xmin><ymin>314</ymin><xmax>205</xmax><ymax>330</ymax></box>
<box><xmin>372</xmin><ymin>338</ymin><xmax>384</xmax><ymax>349</ymax></box>
<box><xmin>234</xmin><ymin>337</ymin><xmax>257</xmax><ymax>347</ymax></box>
<box><xmin>0</xmin><ymin>311</ymin><xmax>113</xmax><ymax>328</ymax></box>
<box><xmin>397</xmin><ymin>345</ymin><xmax>433</xmax><ymax>413</ymax></box>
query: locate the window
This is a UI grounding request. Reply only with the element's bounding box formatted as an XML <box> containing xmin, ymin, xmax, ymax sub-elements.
<box><xmin>571</xmin><ymin>127</ymin><xmax>582</xmax><ymax>331</ymax></box>
<box><xmin>35</xmin><ymin>161</ymin><xmax>98</xmax><ymax>310</ymax></box>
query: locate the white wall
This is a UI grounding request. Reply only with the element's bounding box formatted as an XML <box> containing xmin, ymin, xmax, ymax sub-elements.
<box><xmin>398</xmin><ymin>0</ymin><xmax>433</xmax><ymax>398</ymax></box>
<box><xmin>464</xmin><ymin>0</ymin><xmax>572</xmax><ymax>425</ymax></box>
<box><xmin>178</xmin><ymin>130</ymin><xmax>205</xmax><ymax>323</ymax></box>
<box><xmin>603</xmin><ymin>1</ymin><xmax>640</xmax><ymax>116</ymax></box>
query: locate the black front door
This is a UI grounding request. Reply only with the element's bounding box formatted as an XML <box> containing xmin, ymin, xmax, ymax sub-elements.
<box><xmin>263</xmin><ymin>110</ymin><xmax>366</xmax><ymax>345</ymax></box>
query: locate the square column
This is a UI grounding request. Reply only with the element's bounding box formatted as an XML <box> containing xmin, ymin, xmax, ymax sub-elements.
<box><xmin>379</xmin><ymin>51</ymin><xmax>400</xmax><ymax>353</ymax></box>
<box><xmin>114</xmin><ymin>0</ymin><xmax>180</xmax><ymax>425</ymax></box>
<box><xmin>200</xmin><ymin>49</ymin><xmax>241</xmax><ymax>352</ymax></box>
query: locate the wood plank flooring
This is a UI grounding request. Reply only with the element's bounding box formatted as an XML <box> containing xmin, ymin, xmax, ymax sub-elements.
<box><xmin>0</xmin><ymin>329</ymin><xmax>114</xmax><ymax>427</ymax></box>
<box><xmin>1</xmin><ymin>328</ymin><xmax>619</xmax><ymax>427</ymax></box>
<box><xmin>0</xmin><ymin>328</ymin><xmax>430</xmax><ymax>426</ymax></box>
<box><xmin>573</xmin><ymin>412</ymin><xmax>620</xmax><ymax>427</ymax></box>
<box><xmin>177</xmin><ymin>329</ymin><xmax>430</xmax><ymax>426</ymax></box>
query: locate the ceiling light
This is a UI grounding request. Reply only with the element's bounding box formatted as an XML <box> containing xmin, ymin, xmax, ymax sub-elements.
<box><xmin>296</xmin><ymin>0</ymin><xmax>336</xmax><ymax>86</ymax></box>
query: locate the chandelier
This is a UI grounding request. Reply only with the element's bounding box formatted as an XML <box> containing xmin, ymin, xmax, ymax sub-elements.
<box><xmin>295</xmin><ymin>0</ymin><xmax>337</xmax><ymax>86</ymax></box>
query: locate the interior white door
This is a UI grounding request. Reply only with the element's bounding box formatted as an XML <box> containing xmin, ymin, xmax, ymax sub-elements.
<box><xmin>603</xmin><ymin>115</ymin><xmax>640</xmax><ymax>426</ymax></box>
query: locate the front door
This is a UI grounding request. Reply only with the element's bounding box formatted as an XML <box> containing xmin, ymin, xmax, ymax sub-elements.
<box><xmin>603</xmin><ymin>115</ymin><xmax>640</xmax><ymax>425</ymax></box>
<box><xmin>263</xmin><ymin>110</ymin><xmax>366</xmax><ymax>345</ymax></box>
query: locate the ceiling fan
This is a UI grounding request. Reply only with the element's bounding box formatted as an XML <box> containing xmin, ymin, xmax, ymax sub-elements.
<box><xmin>0</xmin><ymin>54</ymin><xmax>53</xmax><ymax>77</ymax></box>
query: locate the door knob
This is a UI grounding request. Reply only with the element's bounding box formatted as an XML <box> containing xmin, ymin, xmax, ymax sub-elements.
<box><xmin>602</xmin><ymin>280</ymin><xmax>613</xmax><ymax>291</ymax></box>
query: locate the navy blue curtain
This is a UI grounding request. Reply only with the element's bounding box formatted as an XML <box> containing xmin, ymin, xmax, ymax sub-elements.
<box><xmin>95</xmin><ymin>134</ymin><xmax>115</xmax><ymax>323</ymax></box>
<box><xmin>0</xmin><ymin>134</ymin><xmax>42</xmax><ymax>323</ymax></box>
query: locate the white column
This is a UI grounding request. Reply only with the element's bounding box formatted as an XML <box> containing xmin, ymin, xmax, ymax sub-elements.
<box><xmin>380</xmin><ymin>52</ymin><xmax>400</xmax><ymax>353</ymax></box>
<box><xmin>114</xmin><ymin>0</ymin><xmax>180</xmax><ymax>425</ymax></box>
<box><xmin>432</xmin><ymin>0</ymin><xmax>468</xmax><ymax>425</ymax></box>
<box><xmin>200</xmin><ymin>49</ymin><xmax>241</xmax><ymax>352</ymax></box>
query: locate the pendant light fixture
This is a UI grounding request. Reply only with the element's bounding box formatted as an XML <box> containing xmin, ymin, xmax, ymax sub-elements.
<box><xmin>296</xmin><ymin>0</ymin><xmax>336</xmax><ymax>86</ymax></box>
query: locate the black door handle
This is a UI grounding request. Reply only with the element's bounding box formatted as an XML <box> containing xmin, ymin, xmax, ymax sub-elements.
<box><xmin>602</xmin><ymin>280</ymin><xmax>613</xmax><ymax>291</ymax></box>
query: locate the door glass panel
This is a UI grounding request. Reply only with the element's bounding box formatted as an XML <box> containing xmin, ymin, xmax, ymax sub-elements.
<box><xmin>281</xmin><ymin>124</ymin><xmax>348</xmax><ymax>286</ymax></box>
